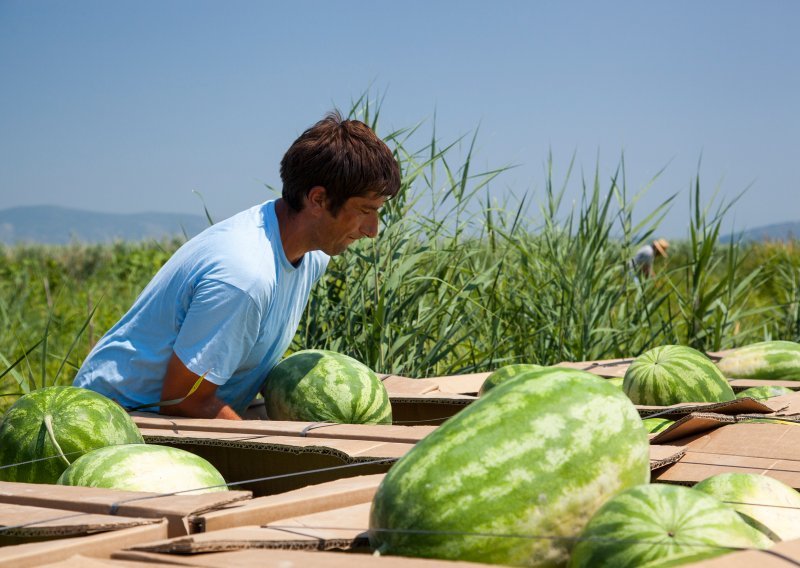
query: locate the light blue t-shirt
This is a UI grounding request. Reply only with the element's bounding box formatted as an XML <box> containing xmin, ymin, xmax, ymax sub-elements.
<box><xmin>73</xmin><ymin>200</ymin><xmax>329</xmax><ymax>414</ymax></box>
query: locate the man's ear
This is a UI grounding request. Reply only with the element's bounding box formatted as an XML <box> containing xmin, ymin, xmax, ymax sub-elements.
<box><xmin>305</xmin><ymin>186</ymin><xmax>327</xmax><ymax>214</ymax></box>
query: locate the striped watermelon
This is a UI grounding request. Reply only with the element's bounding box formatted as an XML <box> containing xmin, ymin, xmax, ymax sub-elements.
<box><xmin>262</xmin><ymin>349</ymin><xmax>391</xmax><ymax>424</ymax></box>
<box><xmin>569</xmin><ymin>483</ymin><xmax>771</xmax><ymax>567</ymax></box>
<box><xmin>642</xmin><ymin>417</ymin><xmax>674</xmax><ymax>434</ymax></box>
<box><xmin>0</xmin><ymin>386</ymin><xmax>144</xmax><ymax>484</ymax></box>
<box><xmin>623</xmin><ymin>345</ymin><xmax>735</xmax><ymax>405</ymax></box>
<box><xmin>57</xmin><ymin>443</ymin><xmax>228</xmax><ymax>494</ymax></box>
<box><xmin>735</xmin><ymin>385</ymin><xmax>795</xmax><ymax>400</ymax></box>
<box><xmin>717</xmin><ymin>341</ymin><xmax>800</xmax><ymax>380</ymax></box>
<box><xmin>369</xmin><ymin>368</ymin><xmax>650</xmax><ymax>566</ymax></box>
<box><xmin>694</xmin><ymin>473</ymin><xmax>800</xmax><ymax>542</ymax></box>
<box><xmin>478</xmin><ymin>363</ymin><xmax>543</xmax><ymax>396</ymax></box>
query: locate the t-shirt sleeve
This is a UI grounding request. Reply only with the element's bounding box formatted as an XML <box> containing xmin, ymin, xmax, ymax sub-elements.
<box><xmin>172</xmin><ymin>279</ymin><xmax>263</xmax><ymax>386</ymax></box>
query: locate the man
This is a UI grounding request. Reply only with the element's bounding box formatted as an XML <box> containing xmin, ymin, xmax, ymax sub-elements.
<box><xmin>632</xmin><ymin>238</ymin><xmax>669</xmax><ymax>279</ymax></box>
<box><xmin>73</xmin><ymin>111</ymin><xmax>401</xmax><ymax>420</ymax></box>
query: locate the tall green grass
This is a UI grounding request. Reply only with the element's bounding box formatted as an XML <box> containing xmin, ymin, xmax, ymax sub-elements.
<box><xmin>2</xmin><ymin>94</ymin><xmax>799</xmax><ymax>412</ymax></box>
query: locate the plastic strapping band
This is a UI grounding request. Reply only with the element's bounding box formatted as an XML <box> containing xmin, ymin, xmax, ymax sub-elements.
<box><xmin>300</xmin><ymin>422</ymin><xmax>337</xmax><ymax>437</ymax></box>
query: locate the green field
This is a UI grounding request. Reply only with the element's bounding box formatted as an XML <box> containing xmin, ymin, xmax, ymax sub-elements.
<box><xmin>2</xmin><ymin>102</ymin><xmax>798</xmax><ymax>411</ymax></box>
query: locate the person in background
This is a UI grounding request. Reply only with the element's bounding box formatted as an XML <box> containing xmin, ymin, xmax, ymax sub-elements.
<box><xmin>632</xmin><ymin>238</ymin><xmax>669</xmax><ymax>279</ymax></box>
<box><xmin>73</xmin><ymin>111</ymin><xmax>402</xmax><ymax>420</ymax></box>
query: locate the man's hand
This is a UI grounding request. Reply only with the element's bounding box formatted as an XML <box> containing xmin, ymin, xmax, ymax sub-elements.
<box><xmin>159</xmin><ymin>353</ymin><xmax>242</xmax><ymax>420</ymax></box>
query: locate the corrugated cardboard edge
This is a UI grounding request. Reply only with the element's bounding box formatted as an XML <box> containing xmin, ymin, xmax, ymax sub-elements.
<box><xmin>0</xmin><ymin>481</ymin><xmax>251</xmax><ymax>538</ymax></box>
<box><xmin>649</xmin><ymin>445</ymin><xmax>686</xmax><ymax>471</ymax></box>
<box><xmin>114</xmin><ymin>549</ymin><xmax>497</xmax><ymax>567</ymax></box>
<box><xmin>636</xmin><ymin>397</ymin><xmax>779</xmax><ymax>419</ymax></box>
<box><xmin>193</xmin><ymin>474</ymin><xmax>385</xmax><ymax>533</ymax></box>
<box><xmin>130</xmin><ymin>414</ymin><xmax>436</xmax><ymax>444</ymax></box>
<box><xmin>0</xmin><ymin>503</ymin><xmax>163</xmax><ymax>539</ymax></box>
<box><xmin>650</xmin><ymin>413</ymin><xmax>736</xmax><ymax>444</ymax></box>
<box><xmin>128</xmin><ymin>503</ymin><xmax>372</xmax><ymax>554</ymax></box>
<box><xmin>0</xmin><ymin>519</ymin><xmax>169</xmax><ymax>568</ymax></box>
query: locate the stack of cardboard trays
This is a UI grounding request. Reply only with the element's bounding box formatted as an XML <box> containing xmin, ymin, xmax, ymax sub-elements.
<box><xmin>3</xmin><ymin>355</ymin><xmax>800</xmax><ymax>567</ymax></box>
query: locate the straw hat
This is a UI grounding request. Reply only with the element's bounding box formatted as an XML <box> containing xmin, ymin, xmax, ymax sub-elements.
<box><xmin>653</xmin><ymin>238</ymin><xmax>669</xmax><ymax>257</ymax></box>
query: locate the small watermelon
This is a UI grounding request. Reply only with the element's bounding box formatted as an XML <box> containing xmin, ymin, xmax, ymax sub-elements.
<box><xmin>262</xmin><ymin>349</ymin><xmax>391</xmax><ymax>424</ymax></box>
<box><xmin>569</xmin><ymin>483</ymin><xmax>771</xmax><ymax>567</ymax></box>
<box><xmin>642</xmin><ymin>417</ymin><xmax>674</xmax><ymax>434</ymax></box>
<box><xmin>735</xmin><ymin>385</ymin><xmax>795</xmax><ymax>400</ymax></box>
<box><xmin>478</xmin><ymin>364</ymin><xmax>543</xmax><ymax>396</ymax></box>
<box><xmin>57</xmin><ymin>443</ymin><xmax>228</xmax><ymax>494</ymax></box>
<box><xmin>0</xmin><ymin>386</ymin><xmax>144</xmax><ymax>484</ymax></box>
<box><xmin>369</xmin><ymin>368</ymin><xmax>650</xmax><ymax>566</ymax></box>
<box><xmin>717</xmin><ymin>341</ymin><xmax>800</xmax><ymax>380</ymax></box>
<box><xmin>694</xmin><ymin>472</ymin><xmax>800</xmax><ymax>542</ymax></box>
<box><xmin>623</xmin><ymin>345</ymin><xmax>735</xmax><ymax>406</ymax></box>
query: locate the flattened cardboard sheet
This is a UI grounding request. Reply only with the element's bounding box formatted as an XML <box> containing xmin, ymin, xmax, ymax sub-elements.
<box><xmin>636</xmin><ymin>397</ymin><xmax>778</xmax><ymax>419</ymax></box>
<box><xmin>129</xmin><ymin>502</ymin><xmax>371</xmax><ymax>554</ymax></box>
<box><xmin>0</xmin><ymin>481</ymin><xmax>251</xmax><ymax>537</ymax></box>
<box><xmin>0</xmin><ymin>503</ymin><xmax>162</xmax><ymax>545</ymax></box>
<box><xmin>116</xmin><ymin>548</ymin><xmax>495</xmax><ymax>567</ymax></box>
<box><xmin>0</xmin><ymin>520</ymin><xmax>168</xmax><ymax>568</ymax></box>
<box><xmin>131</xmin><ymin>413</ymin><xmax>436</xmax><ymax>444</ymax></box>
<box><xmin>138</xmin><ymin>429</ymin><xmax>409</xmax><ymax>497</ymax></box>
<box><xmin>654</xmin><ymin>422</ymin><xmax>800</xmax><ymax>489</ymax></box>
<box><xmin>555</xmin><ymin>357</ymin><xmax>633</xmax><ymax>378</ymax></box>
<box><xmin>193</xmin><ymin>474</ymin><xmax>385</xmax><ymax>533</ymax></box>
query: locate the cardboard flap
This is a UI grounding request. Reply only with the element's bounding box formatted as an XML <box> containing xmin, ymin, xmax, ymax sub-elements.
<box><xmin>654</xmin><ymin>423</ymin><xmax>800</xmax><ymax>489</ymax></box>
<box><xmin>649</xmin><ymin>445</ymin><xmax>686</xmax><ymax>470</ymax></box>
<box><xmin>555</xmin><ymin>358</ymin><xmax>633</xmax><ymax>378</ymax></box>
<box><xmin>36</xmin><ymin>556</ymin><xmax>165</xmax><ymax>568</ymax></box>
<box><xmin>424</xmin><ymin>374</ymin><xmax>491</xmax><ymax>395</ymax></box>
<box><xmin>131</xmin><ymin>414</ymin><xmax>436</xmax><ymax>444</ymax></box>
<box><xmin>0</xmin><ymin>480</ymin><xmax>251</xmax><ymax>538</ymax></box>
<box><xmin>130</xmin><ymin>503</ymin><xmax>371</xmax><ymax>554</ymax></box>
<box><xmin>0</xmin><ymin>503</ymin><xmax>162</xmax><ymax>539</ymax></box>
<box><xmin>0</xmin><ymin>521</ymin><xmax>169</xmax><ymax>568</ymax></box>
<box><xmin>650</xmin><ymin>413</ymin><xmax>736</xmax><ymax>444</ymax></box>
<box><xmin>636</xmin><ymin>397</ymin><xmax>778</xmax><ymax>419</ymax></box>
<box><xmin>381</xmin><ymin>375</ymin><xmax>439</xmax><ymax>395</ymax></box>
<box><xmin>194</xmin><ymin>474</ymin><xmax>385</xmax><ymax>533</ymax></box>
<box><xmin>730</xmin><ymin>379</ymin><xmax>800</xmax><ymax>391</ymax></box>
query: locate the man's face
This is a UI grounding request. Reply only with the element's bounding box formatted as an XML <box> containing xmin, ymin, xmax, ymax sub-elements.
<box><xmin>318</xmin><ymin>193</ymin><xmax>387</xmax><ymax>256</ymax></box>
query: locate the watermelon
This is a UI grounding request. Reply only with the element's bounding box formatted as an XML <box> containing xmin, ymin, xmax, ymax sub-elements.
<box><xmin>262</xmin><ymin>349</ymin><xmax>391</xmax><ymax>424</ymax></box>
<box><xmin>623</xmin><ymin>345</ymin><xmax>735</xmax><ymax>406</ymax></box>
<box><xmin>369</xmin><ymin>368</ymin><xmax>650</xmax><ymax>566</ymax></box>
<box><xmin>57</xmin><ymin>443</ymin><xmax>228</xmax><ymax>494</ymax></box>
<box><xmin>716</xmin><ymin>341</ymin><xmax>800</xmax><ymax>380</ymax></box>
<box><xmin>478</xmin><ymin>363</ymin><xmax>543</xmax><ymax>396</ymax></box>
<box><xmin>606</xmin><ymin>377</ymin><xmax>624</xmax><ymax>388</ymax></box>
<box><xmin>735</xmin><ymin>385</ymin><xmax>795</xmax><ymax>400</ymax></box>
<box><xmin>694</xmin><ymin>473</ymin><xmax>800</xmax><ymax>542</ymax></box>
<box><xmin>642</xmin><ymin>417</ymin><xmax>674</xmax><ymax>434</ymax></box>
<box><xmin>0</xmin><ymin>386</ymin><xmax>144</xmax><ymax>484</ymax></box>
<box><xmin>569</xmin><ymin>483</ymin><xmax>772</xmax><ymax>568</ymax></box>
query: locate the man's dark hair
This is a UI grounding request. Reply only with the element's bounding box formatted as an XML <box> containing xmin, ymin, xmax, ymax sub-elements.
<box><xmin>280</xmin><ymin>110</ymin><xmax>401</xmax><ymax>214</ymax></box>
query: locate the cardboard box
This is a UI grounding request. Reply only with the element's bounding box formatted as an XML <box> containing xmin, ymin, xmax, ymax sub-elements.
<box><xmin>193</xmin><ymin>474</ymin><xmax>386</xmax><ymax>533</ymax></box>
<box><xmin>0</xmin><ymin>481</ymin><xmax>250</xmax><ymax>538</ymax></box>
<box><xmin>654</xmin><ymin>422</ymin><xmax>800</xmax><ymax>489</ymax></box>
<box><xmin>380</xmin><ymin>376</ymin><xmax>477</xmax><ymax>425</ymax></box>
<box><xmin>138</xmin><ymin>427</ymin><xmax>411</xmax><ymax>497</ymax></box>
<box><xmin>131</xmin><ymin>413</ymin><xmax>437</xmax><ymax>444</ymax></box>
<box><xmin>636</xmin><ymin>397</ymin><xmax>779</xmax><ymax>420</ymax></box>
<box><xmin>0</xmin><ymin>520</ymin><xmax>168</xmax><ymax>568</ymax></box>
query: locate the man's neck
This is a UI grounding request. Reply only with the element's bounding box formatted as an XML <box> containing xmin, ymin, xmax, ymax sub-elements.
<box><xmin>274</xmin><ymin>198</ymin><xmax>310</xmax><ymax>265</ymax></box>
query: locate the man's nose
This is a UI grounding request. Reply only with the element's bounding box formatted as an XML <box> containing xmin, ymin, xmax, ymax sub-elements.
<box><xmin>360</xmin><ymin>213</ymin><xmax>379</xmax><ymax>239</ymax></box>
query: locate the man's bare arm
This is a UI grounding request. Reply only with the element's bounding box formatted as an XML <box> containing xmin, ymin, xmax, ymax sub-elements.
<box><xmin>159</xmin><ymin>352</ymin><xmax>242</xmax><ymax>420</ymax></box>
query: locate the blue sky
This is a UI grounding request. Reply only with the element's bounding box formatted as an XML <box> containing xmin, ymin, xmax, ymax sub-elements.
<box><xmin>1</xmin><ymin>0</ymin><xmax>798</xmax><ymax>238</ymax></box>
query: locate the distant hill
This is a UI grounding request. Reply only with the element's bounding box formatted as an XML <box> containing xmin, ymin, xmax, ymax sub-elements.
<box><xmin>0</xmin><ymin>205</ymin><xmax>210</xmax><ymax>245</ymax></box>
<box><xmin>722</xmin><ymin>221</ymin><xmax>800</xmax><ymax>243</ymax></box>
